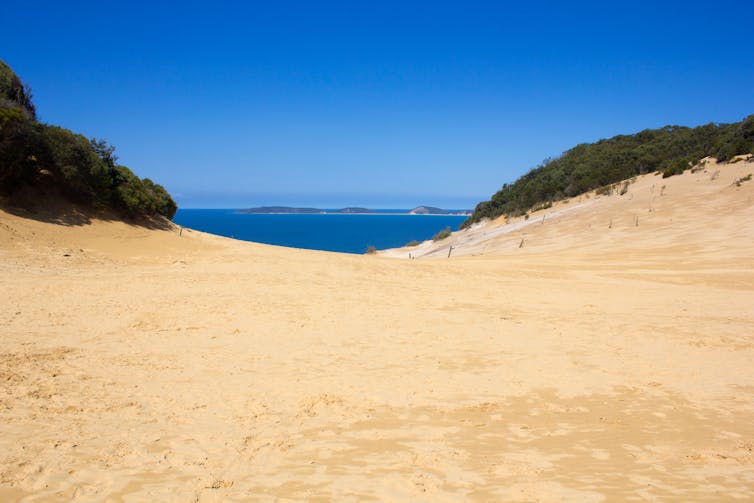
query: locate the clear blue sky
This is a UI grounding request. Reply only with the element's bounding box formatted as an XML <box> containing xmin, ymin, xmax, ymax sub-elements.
<box><xmin>4</xmin><ymin>1</ymin><xmax>753</xmax><ymax>208</ymax></box>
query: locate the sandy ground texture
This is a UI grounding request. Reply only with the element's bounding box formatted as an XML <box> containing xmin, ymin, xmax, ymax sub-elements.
<box><xmin>1</xmin><ymin>159</ymin><xmax>754</xmax><ymax>502</ymax></box>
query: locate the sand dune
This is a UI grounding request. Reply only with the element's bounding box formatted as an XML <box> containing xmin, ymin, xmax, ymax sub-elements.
<box><xmin>1</xmin><ymin>160</ymin><xmax>754</xmax><ymax>501</ymax></box>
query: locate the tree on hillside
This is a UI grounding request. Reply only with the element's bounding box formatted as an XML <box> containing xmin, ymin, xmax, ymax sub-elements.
<box><xmin>90</xmin><ymin>138</ymin><xmax>118</xmax><ymax>168</ymax></box>
<box><xmin>0</xmin><ymin>60</ymin><xmax>177</xmax><ymax>219</ymax></box>
<box><xmin>462</xmin><ymin>116</ymin><xmax>754</xmax><ymax>228</ymax></box>
<box><xmin>0</xmin><ymin>61</ymin><xmax>35</xmax><ymax>119</ymax></box>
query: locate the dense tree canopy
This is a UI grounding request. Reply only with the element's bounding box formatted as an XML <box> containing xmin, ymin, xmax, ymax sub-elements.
<box><xmin>0</xmin><ymin>61</ymin><xmax>176</xmax><ymax>219</ymax></box>
<box><xmin>463</xmin><ymin>116</ymin><xmax>754</xmax><ymax>228</ymax></box>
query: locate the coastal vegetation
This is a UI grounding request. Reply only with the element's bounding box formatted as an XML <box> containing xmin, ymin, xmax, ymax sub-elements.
<box><xmin>0</xmin><ymin>61</ymin><xmax>176</xmax><ymax>219</ymax></box>
<box><xmin>463</xmin><ymin>116</ymin><xmax>754</xmax><ymax>228</ymax></box>
<box><xmin>432</xmin><ymin>227</ymin><xmax>452</xmax><ymax>241</ymax></box>
<box><xmin>735</xmin><ymin>173</ymin><xmax>752</xmax><ymax>187</ymax></box>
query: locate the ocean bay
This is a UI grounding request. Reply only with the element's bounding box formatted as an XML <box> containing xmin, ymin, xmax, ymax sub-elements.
<box><xmin>173</xmin><ymin>209</ymin><xmax>467</xmax><ymax>254</ymax></box>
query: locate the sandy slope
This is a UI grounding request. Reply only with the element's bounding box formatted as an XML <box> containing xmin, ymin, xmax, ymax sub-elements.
<box><xmin>1</xmin><ymin>160</ymin><xmax>754</xmax><ymax>502</ymax></box>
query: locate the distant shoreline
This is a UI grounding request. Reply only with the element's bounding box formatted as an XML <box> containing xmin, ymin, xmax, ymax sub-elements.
<box><xmin>231</xmin><ymin>212</ymin><xmax>470</xmax><ymax>216</ymax></box>
<box><xmin>233</xmin><ymin>205</ymin><xmax>471</xmax><ymax>216</ymax></box>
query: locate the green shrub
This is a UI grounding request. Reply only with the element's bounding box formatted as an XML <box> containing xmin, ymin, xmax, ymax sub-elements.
<box><xmin>595</xmin><ymin>184</ymin><xmax>615</xmax><ymax>196</ymax></box>
<box><xmin>0</xmin><ymin>61</ymin><xmax>35</xmax><ymax>119</ymax></box>
<box><xmin>735</xmin><ymin>174</ymin><xmax>752</xmax><ymax>187</ymax></box>
<box><xmin>432</xmin><ymin>227</ymin><xmax>452</xmax><ymax>241</ymax></box>
<box><xmin>365</xmin><ymin>245</ymin><xmax>377</xmax><ymax>254</ymax></box>
<box><xmin>662</xmin><ymin>158</ymin><xmax>690</xmax><ymax>178</ymax></box>
<box><xmin>531</xmin><ymin>200</ymin><xmax>552</xmax><ymax>211</ymax></box>
<box><xmin>405</xmin><ymin>240</ymin><xmax>421</xmax><ymax>247</ymax></box>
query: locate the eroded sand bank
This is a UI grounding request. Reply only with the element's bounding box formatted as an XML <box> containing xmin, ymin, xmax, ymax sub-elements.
<box><xmin>1</xmin><ymin>161</ymin><xmax>754</xmax><ymax>501</ymax></box>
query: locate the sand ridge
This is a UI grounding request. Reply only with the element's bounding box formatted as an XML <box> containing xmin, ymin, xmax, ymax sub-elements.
<box><xmin>1</xmin><ymin>160</ymin><xmax>754</xmax><ymax>501</ymax></box>
<box><xmin>382</xmin><ymin>157</ymin><xmax>754</xmax><ymax>262</ymax></box>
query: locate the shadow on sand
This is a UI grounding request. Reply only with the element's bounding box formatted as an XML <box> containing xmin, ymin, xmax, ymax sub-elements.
<box><xmin>0</xmin><ymin>192</ymin><xmax>174</xmax><ymax>231</ymax></box>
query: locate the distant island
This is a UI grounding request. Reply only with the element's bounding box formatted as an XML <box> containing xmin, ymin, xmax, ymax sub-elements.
<box><xmin>408</xmin><ymin>206</ymin><xmax>469</xmax><ymax>215</ymax></box>
<box><xmin>236</xmin><ymin>206</ymin><xmax>471</xmax><ymax>215</ymax></box>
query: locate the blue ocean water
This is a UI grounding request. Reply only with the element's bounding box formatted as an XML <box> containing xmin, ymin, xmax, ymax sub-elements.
<box><xmin>172</xmin><ymin>209</ymin><xmax>467</xmax><ymax>254</ymax></box>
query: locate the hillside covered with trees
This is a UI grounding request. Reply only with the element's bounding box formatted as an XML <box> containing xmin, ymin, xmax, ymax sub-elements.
<box><xmin>463</xmin><ymin>116</ymin><xmax>754</xmax><ymax>228</ymax></box>
<box><xmin>0</xmin><ymin>61</ymin><xmax>176</xmax><ymax>219</ymax></box>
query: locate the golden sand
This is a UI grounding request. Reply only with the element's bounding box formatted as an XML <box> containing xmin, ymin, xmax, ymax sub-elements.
<box><xmin>1</xmin><ymin>160</ymin><xmax>753</xmax><ymax>501</ymax></box>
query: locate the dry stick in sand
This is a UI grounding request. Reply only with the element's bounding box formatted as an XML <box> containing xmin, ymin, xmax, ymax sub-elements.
<box><xmin>608</xmin><ymin>219</ymin><xmax>613</xmax><ymax>229</ymax></box>
<box><xmin>635</xmin><ymin>215</ymin><xmax>639</xmax><ymax>227</ymax></box>
<box><xmin>518</xmin><ymin>237</ymin><xmax>525</xmax><ymax>248</ymax></box>
<box><xmin>447</xmin><ymin>245</ymin><xmax>453</xmax><ymax>258</ymax></box>
<box><xmin>179</xmin><ymin>227</ymin><xmax>183</xmax><ymax>237</ymax></box>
